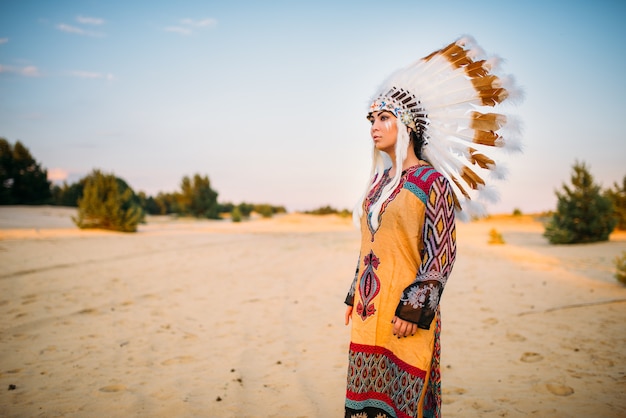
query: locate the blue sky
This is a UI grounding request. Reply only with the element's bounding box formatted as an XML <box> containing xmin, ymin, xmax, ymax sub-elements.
<box><xmin>1</xmin><ymin>0</ymin><xmax>624</xmax><ymax>213</ymax></box>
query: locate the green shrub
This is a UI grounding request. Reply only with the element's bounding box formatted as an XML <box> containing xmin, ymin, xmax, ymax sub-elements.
<box><xmin>73</xmin><ymin>170</ymin><xmax>144</xmax><ymax>232</ymax></box>
<box><xmin>255</xmin><ymin>204</ymin><xmax>274</xmax><ymax>218</ymax></box>
<box><xmin>178</xmin><ymin>174</ymin><xmax>220</xmax><ymax>219</ymax></box>
<box><xmin>0</xmin><ymin>138</ymin><xmax>51</xmax><ymax>204</ymax></box>
<box><xmin>488</xmin><ymin>228</ymin><xmax>505</xmax><ymax>245</ymax></box>
<box><xmin>231</xmin><ymin>206</ymin><xmax>242</xmax><ymax>223</ymax></box>
<box><xmin>304</xmin><ymin>205</ymin><xmax>351</xmax><ymax>216</ymax></box>
<box><xmin>544</xmin><ymin>161</ymin><xmax>617</xmax><ymax>244</ymax></box>
<box><xmin>512</xmin><ymin>208</ymin><xmax>522</xmax><ymax>216</ymax></box>
<box><xmin>605</xmin><ymin>176</ymin><xmax>626</xmax><ymax>230</ymax></box>
<box><xmin>615</xmin><ymin>251</ymin><xmax>626</xmax><ymax>286</ymax></box>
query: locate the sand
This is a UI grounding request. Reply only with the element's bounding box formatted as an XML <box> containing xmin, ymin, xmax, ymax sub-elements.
<box><xmin>0</xmin><ymin>206</ymin><xmax>625</xmax><ymax>417</ymax></box>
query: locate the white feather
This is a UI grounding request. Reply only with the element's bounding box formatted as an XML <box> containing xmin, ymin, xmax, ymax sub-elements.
<box><xmin>477</xmin><ymin>184</ymin><xmax>500</xmax><ymax>203</ymax></box>
<box><xmin>361</xmin><ymin>36</ymin><xmax>522</xmax><ymax>219</ymax></box>
<box><xmin>488</xmin><ymin>162</ymin><xmax>509</xmax><ymax>180</ymax></box>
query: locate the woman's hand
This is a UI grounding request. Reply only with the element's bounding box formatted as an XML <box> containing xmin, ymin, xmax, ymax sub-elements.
<box><xmin>345</xmin><ymin>305</ymin><xmax>353</xmax><ymax>326</ymax></box>
<box><xmin>392</xmin><ymin>316</ymin><xmax>417</xmax><ymax>338</ymax></box>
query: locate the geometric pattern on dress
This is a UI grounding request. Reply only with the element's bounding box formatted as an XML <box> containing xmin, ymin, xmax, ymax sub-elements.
<box><xmin>421</xmin><ymin>177</ymin><xmax>456</xmax><ymax>284</ymax></box>
<box><xmin>403</xmin><ymin>165</ymin><xmax>441</xmax><ymax>207</ymax></box>
<box><xmin>422</xmin><ymin>311</ymin><xmax>442</xmax><ymax>418</ymax></box>
<box><xmin>365</xmin><ymin>165</ymin><xmax>423</xmax><ymax>241</ymax></box>
<box><xmin>346</xmin><ymin>343</ymin><xmax>427</xmax><ymax>418</ymax></box>
<box><xmin>396</xmin><ymin>176</ymin><xmax>457</xmax><ymax>329</ymax></box>
<box><xmin>356</xmin><ymin>250</ymin><xmax>381</xmax><ymax>321</ymax></box>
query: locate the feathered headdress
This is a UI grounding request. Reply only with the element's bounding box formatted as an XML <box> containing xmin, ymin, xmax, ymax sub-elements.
<box><xmin>360</xmin><ymin>36</ymin><xmax>523</xmax><ymax>223</ymax></box>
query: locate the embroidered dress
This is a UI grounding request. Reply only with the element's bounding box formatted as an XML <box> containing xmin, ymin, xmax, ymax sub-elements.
<box><xmin>345</xmin><ymin>164</ymin><xmax>456</xmax><ymax>418</ymax></box>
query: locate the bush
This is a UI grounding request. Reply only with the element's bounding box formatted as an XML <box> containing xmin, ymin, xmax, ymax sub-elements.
<box><xmin>231</xmin><ymin>206</ymin><xmax>242</xmax><ymax>223</ymax></box>
<box><xmin>178</xmin><ymin>174</ymin><xmax>220</xmax><ymax>219</ymax></box>
<box><xmin>544</xmin><ymin>161</ymin><xmax>617</xmax><ymax>244</ymax></box>
<box><xmin>488</xmin><ymin>228</ymin><xmax>505</xmax><ymax>245</ymax></box>
<box><xmin>51</xmin><ymin>181</ymin><xmax>84</xmax><ymax>207</ymax></box>
<box><xmin>0</xmin><ymin>138</ymin><xmax>51</xmax><ymax>204</ymax></box>
<box><xmin>512</xmin><ymin>208</ymin><xmax>522</xmax><ymax>216</ymax></box>
<box><xmin>615</xmin><ymin>251</ymin><xmax>626</xmax><ymax>286</ymax></box>
<box><xmin>605</xmin><ymin>175</ymin><xmax>626</xmax><ymax>230</ymax></box>
<box><xmin>305</xmin><ymin>205</ymin><xmax>351</xmax><ymax>217</ymax></box>
<box><xmin>73</xmin><ymin>170</ymin><xmax>145</xmax><ymax>232</ymax></box>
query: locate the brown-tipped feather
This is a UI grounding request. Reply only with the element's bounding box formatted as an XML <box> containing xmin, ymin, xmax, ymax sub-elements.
<box><xmin>466</xmin><ymin>60</ymin><xmax>490</xmax><ymax>77</ymax></box>
<box><xmin>423</xmin><ymin>42</ymin><xmax>457</xmax><ymax>62</ymax></box>
<box><xmin>470</xmin><ymin>75</ymin><xmax>501</xmax><ymax>90</ymax></box>
<box><xmin>478</xmin><ymin>88</ymin><xmax>509</xmax><ymax>106</ymax></box>
<box><xmin>473</xmin><ymin>130</ymin><xmax>501</xmax><ymax>147</ymax></box>
<box><xmin>423</xmin><ymin>42</ymin><xmax>472</xmax><ymax>69</ymax></box>
<box><xmin>461</xmin><ymin>166</ymin><xmax>486</xmax><ymax>190</ymax></box>
<box><xmin>470</xmin><ymin>112</ymin><xmax>507</xmax><ymax>131</ymax></box>
<box><xmin>467</xmin><ymin>147</ymin><xmax>496</xmax><ymax>169</ymax></box>
<box><xmin>450</xmin><ymin>175</ymin><xmax>471</xmax><ymax>200</ymax></box>
<box><xmin>450</xmin><ymin>189</ymin><xmax>461</xmax><ymax>210</ymax></box>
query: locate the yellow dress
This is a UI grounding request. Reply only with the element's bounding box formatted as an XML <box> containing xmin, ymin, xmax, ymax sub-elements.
<box><xmin>345</xmin><ymin>164</ymin><xmax>456</xmax><ymax>418</ymax></box>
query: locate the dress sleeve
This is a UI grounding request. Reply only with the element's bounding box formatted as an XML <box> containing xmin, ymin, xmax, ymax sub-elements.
<box><xmin>395</xmin><ymin>176</ymin><xmax>457</xmax><ymax>329</ymax></box>
<box><xmin>344</xmin><ymin>254</ymin><xmax>361</xmax><ymax>306</ymax></box>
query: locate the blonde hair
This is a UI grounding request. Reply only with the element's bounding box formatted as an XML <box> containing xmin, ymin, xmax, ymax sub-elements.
<box><xmin>353</xmin><ymin>118</ymin><xmax>411</xmax><ymax>230</ymax></box>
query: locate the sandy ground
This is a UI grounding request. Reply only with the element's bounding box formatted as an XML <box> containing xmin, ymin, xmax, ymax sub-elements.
<box><xmin>0</xmin><ymin>206</ymin><xmax>625</xmax><ymax>417</ymax></box>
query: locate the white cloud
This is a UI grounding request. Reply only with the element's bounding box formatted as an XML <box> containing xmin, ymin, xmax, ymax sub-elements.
<box><xmin>21</xmin><ymin>66</ymin><xmax>40</xmax><ymax>77</ymax></box>
<box><xmin>57</xmin><ymin>23</ymin><xmax>85</xmax><ymax>35</ymax></box>
<box><xmin>76</xmin><ymin>15</ymin><xmax>104</xmax><ymax>25</ymax></box>
<box><xmin>0</xmin><ymin>38</ymin><xmax>8</xmax><ymax>44</ymax></box>
<box><xmin>180</xmin><ymin>18</ymin><xmax>217</xmax><ymax>27</ymax></box>
<box><xmin>0</xmin><ymin>64</ymin><xmax>41</xmax><ymax>77</ymax></box>
<box><xmin>165</xmin><ymin>26</ymin><xmax>192</xmax><ymax>35</ymax></box>
<box><xmin>56</xmin><ymin>23</ymin><xmax>105</xmax><ymax>37</ymax></box>
<box><xmin>70</xmin><ymin>71</ymin><xmax>116</xmax><ymax>80</ymax></box>
<box><xmin>165</xmin><ymin>17</ymin><xmax>217</xmax><ymax>35</ymax></box>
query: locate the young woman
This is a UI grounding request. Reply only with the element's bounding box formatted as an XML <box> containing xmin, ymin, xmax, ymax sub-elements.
<box><xmin>343</xmin><ymin>37</ymin><xmax>522</xmax><ymax>418</ymax></box>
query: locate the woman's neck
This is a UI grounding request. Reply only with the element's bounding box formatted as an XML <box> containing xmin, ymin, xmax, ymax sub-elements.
<box><xmin>389</xmin><ymin>154</ymin><xmax>421</xmax><ymax>177</ymax></box>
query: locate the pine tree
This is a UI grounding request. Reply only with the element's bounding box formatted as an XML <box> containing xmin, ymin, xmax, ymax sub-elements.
<box><xmin>544</xmin><ymin>161</ymin><xmax>617</xmax><ymax>244</ymax></box>
<box><xmin>605</xmin><ymin>175</ymin><xmax>626</xmax><ymax>230</ymax></box>
<box><xmin>0</xmin><ymin>138</ymin><xmax>51</xmax><ymax>204</ymax></box>
<box><xmin>176</xmin><ymin>174</ymin><xmax>219</xmax><ymax>219</ymax></box>
<box><xmin>51</xmin><ymin>180</ymin><xmax>85</xmax><ymax>207</ymax></box>
<box><xmin>231</xmin><ymin>206</ymin><xmax>243</xmax><ymax>222</ymax></box>
<box><xmin>0</xmin><ymin>139</ymin><xmax>13</xmax><ymax>203</ymax></box>
<box><xmin>73</xmin><ymin>170</ymin><xmax>145</xmax><ymax>232</ymax></box>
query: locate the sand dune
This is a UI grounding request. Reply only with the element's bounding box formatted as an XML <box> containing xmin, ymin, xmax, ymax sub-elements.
<box><xmin>1</xmin><ymin>206</ymin><xmax>625</xmax><ymax>417</ymax></box>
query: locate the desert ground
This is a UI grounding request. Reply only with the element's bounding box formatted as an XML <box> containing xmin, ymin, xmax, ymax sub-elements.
<box><xmin>1</xmin><ymin>206</ymin><xmax>625</xmax><ymax>417</ymax></box>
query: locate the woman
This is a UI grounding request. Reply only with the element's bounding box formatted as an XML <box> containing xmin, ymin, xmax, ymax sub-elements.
<box><xmin>344</xmin><ymin>37</ymin><xmax>522</xmax><ymax>418</ymax></box>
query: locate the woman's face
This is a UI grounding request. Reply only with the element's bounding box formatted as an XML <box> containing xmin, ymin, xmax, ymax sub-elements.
<box><xmin>368</xmin><ymin>111</ymin><xmax>398</xmax><ymax>154</ymax></box>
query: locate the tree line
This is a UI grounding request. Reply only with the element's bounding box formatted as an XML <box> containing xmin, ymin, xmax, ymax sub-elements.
<box><xmin>1</xmin><ymin>138</ymin><xmax>624</xmax><ymax>238</ymax></box>
<box><xmin>1</xmin><ymin>138</ymin><xmax>285</xmax><ymax>231</ymax></box>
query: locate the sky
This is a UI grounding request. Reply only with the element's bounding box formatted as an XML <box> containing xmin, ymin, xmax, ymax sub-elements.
<box><xmin>1</xmin><ymin>0</ymin><xmax>625</xmax><ymax>213</ymax></box>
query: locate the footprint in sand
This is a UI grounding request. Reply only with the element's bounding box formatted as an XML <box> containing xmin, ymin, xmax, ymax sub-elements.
<box><xmin>545</xmin><ymin>381</ymin><xmax>574</xmax><ymax>396</ymax></box>
<box><xmin>441</xmin><ymin>387</ymin><xmax>466</xmax><ymax>404</ymax></box>
<box><xmin>506</xmin><ymin>332</ymin><xmax>526</xmax><ymax>342</ymax></box>
<box><xmin>443</xmin><ymin>387</ymin><xmax>467</xmax><ymax>396</ymax></box>
<box><xmin>99</xmin><ymin>384</ymin><xmax>127</xmax><ymax>392</ymax></box>
<box><xmin>76</xmin><ymin>308</ymin><xmax>99</xmax><ymax>315</ymax></box>
<box><xmin>591</xmin><ymin>356</ymin><xmax>614</xmax><ymax>367</ymax></box>
<box><xmin>482</xmin><ymin>317</ymin><xmax>498</xmax><ymax>326</ymax></box>
<box><xmin>520</xmin><ymin>352</ymin><xmax>543</xmax><ymax>363</ymax></box>
<box><xmin>161</xmin><ymin>355</ymin><xmax>195</xmax><ymax>366</ymax></box>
